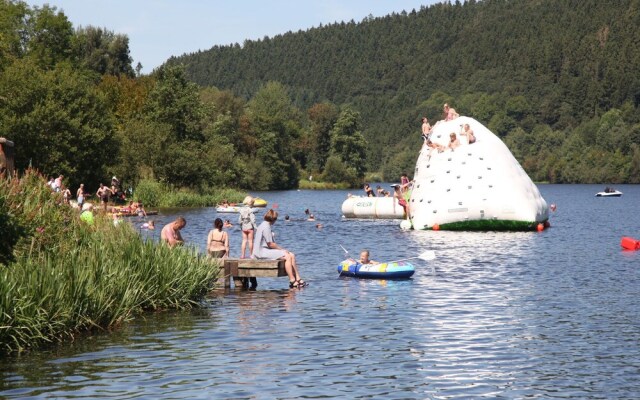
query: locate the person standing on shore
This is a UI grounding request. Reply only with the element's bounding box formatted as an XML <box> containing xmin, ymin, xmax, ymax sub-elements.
<box><xmin>76</xmin><ymin>184</ymin><xmax>85</xmax><ymax>208</ymax></box>
<box><xmin>161</xmin><ymin>217</ymin><xmax>186</xmax><ymax>247</ymax></box>
<box><xmin>96</xmin><ymin>183</ymin><xmax>112</xmax><ymax>212</ymax></box>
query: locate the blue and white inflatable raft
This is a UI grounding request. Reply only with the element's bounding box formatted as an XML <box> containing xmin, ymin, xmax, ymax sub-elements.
<box><xmin>337</xmin><ymin>260</ymin><xmax>415</xmax><ymax>279</ymax></box>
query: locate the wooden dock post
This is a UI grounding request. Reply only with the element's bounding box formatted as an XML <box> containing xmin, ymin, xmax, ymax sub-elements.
<box><xmin>223</xmin><ymin>258</ymin><xmax>287</xmax><ymax>288</ymax></box>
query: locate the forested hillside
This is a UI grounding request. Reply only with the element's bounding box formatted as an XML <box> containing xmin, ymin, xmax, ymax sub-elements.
<box><xmin>3</xmin><ymin>0</ymin><xmax>350</xmax><ymax>191</ymax></box>
<box><xmin>169</xmin><ymin>0</ymin><xmax>640</xmax><ymax>183</ymax></box>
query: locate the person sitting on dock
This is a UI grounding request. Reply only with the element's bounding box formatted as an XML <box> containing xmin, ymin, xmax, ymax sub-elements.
<box><xmin>207</xmin><ymin>218</ymin><xmax>229</xmax><ymax>259</ymax></box>
<box><xmin>253</xmin><ymin>209</ymin><xmax>307</xmax><ymax>288</ymax></box>
<box><xmin>161</xmin><ymin>217</ymin><xmax>186</xmax><ymax>248</ymax></box>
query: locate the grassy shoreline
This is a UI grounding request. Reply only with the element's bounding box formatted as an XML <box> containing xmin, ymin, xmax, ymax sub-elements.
<box><xmin>134</xmin><ymin>178</ymin><xmax>246</xmax><ymax>208</ymax></box>
<box><xmin>0</xmin><ymin>170</ymin><xmax>220</xmax><ymax>354</ymax></box>
<box><xmin>297</xmin><ymin>180</ymin><xmax>352</xmax><ymax>190</ymax></box>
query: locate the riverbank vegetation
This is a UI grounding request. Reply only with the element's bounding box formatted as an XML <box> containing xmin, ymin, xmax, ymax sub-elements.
<box><xmin>134</xmin><ymin>178</ymin><xmax>245</xmax><ymax>208</ymax></box>
<box><xmin>0</xmin><ymin>170</ymin><xmax>220</xmax><ymax>353</ymax></box>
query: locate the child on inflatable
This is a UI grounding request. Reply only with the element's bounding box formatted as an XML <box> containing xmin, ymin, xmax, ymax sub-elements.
<box><xmin>351</xmin><ymin>249</ymin><xmax>379</xmax><ymax>265</ymax></box>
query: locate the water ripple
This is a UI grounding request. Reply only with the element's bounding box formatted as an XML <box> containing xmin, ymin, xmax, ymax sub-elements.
<box><xmin>1</xmin><ymin>185</ymin><xmax>640</xmax><ymax>398</ymax></box>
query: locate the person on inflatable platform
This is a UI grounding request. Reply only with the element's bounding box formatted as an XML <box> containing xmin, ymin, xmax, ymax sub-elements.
<box><xmin>253</xmin><ymin>209</ymin><xmax>308</xmax><ymax>289</ymax></box>
<box><xmin>400</xmin><ymin>173</ymin><xmax>412</xmax><ymax>194</ymax></box>
<box><xmin>392</xmin><ymin>184</ymin><xmax>409</xmax><ymax>218</ymax></box>
<box><xmin>421</xmin><ymin>117</ymin><xmax>432</xmax><ymax>141</ymax></box>
<box><xmin>364</xmin><ymin>183</ymin><xmax>375</xmax><ymax>197</ymax></box>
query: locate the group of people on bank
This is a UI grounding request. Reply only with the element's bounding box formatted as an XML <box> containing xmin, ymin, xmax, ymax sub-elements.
<box><xmin>160</xmin><ymin>196</ymin><xmax>308</xmax><ymax>289</ymax></box>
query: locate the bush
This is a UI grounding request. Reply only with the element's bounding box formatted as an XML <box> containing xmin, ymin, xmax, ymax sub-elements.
<box><xmin>0</xmin><ymin>170</ymin><xmax>221</xmax><ymax>353</ymax></box>
<box><xmin>133</xmin><ymin>179</ymin><xmax>245</xmax><ymax>207</ymax></box>
<box><xmin>134</xmin><ymin>178</ymin><xmax>163</xmax><ymax>207</ymax></box>
<box><xmin>298</xmin><ymin>180</ymin><xmax>350</xmax><ymax>190</ymax></box>
<box><xmin>322</xmin><ymin>155</ymin><xmax>359</xmax><ymax>186</ymax></box>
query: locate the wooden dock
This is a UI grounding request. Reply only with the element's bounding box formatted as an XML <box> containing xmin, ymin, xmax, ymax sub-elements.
<box><xmin>222</xmin><ymin>258</ymin><xmax>287</xmax><ymax>288</ymax></box>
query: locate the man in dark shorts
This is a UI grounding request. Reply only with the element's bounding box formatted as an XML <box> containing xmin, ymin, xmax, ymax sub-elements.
<box><xmin>96</xmin><ymin>183</ymin><xmax>112</xmax><ymax>211</ymax></box>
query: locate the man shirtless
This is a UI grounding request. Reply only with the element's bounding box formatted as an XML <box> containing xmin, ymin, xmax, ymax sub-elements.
<box><xmin>421</xmin><ymin>117</ymin><xmax>432</xmax><ymax>141</ymax></box>
<box><xmin>161</xmin><ymin>217</ymin><xmax>186</xmax><ymax>247</ymax></box>
<box><xmin>96</xmin><ymin>183</ymin><xmax>112</xmax><ymax>211</ymax></box>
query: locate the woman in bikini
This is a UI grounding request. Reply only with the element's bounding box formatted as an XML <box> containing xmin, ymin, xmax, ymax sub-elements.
<box><xmin>207</xmin><ymin>218</ymin><xmax>230</xmax><ymax>258</ymax></box>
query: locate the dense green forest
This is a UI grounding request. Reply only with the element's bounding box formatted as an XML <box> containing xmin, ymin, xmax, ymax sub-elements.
<box><xmin>2</xmin><ymin>0</ymin><xmax>640</xmax><ymax>190</ymax></box>
<box><xmin>0</xmin><ymin>0</ymin><xmax>368</xmax><ymax>191</ymax></box>
<box><xmin>169</xmin><ymin>0</ymin><xmax>640</xmax><ymax>183</ymax></box>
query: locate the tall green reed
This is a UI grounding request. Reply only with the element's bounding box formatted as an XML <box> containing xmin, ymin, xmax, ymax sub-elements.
<box><xmin>0</xmin><ymin>170</ymin><xmax>221</xmax><ymax>354</ymax></box>
<box><xmin>134</xmin><ymin>178</ymin><xmax>246</xmax><ymax>208</ymax></box>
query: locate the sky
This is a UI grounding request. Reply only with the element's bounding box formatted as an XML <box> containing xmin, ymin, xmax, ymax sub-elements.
<box><xmin>26</xmin><ymin>0</ymin><xmax>440</xmax><ymax>74</ymax></box>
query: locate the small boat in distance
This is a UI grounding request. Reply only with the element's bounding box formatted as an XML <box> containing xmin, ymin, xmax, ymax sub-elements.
<box><xmin>595</xmin><ymin>187</ymin><xmax>623</xmax><ymax>197</ymax></box>
<box><xmin>253</xmin><ymin>197</ymin><xmax>268</xmax><ymax>207</ymax></box>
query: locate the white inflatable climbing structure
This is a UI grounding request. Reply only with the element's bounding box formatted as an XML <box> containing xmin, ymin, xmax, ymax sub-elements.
<box><xmin>409</xmin><ymin>117</ymin><xmax>549</xmax><ymax>230</ymax></box>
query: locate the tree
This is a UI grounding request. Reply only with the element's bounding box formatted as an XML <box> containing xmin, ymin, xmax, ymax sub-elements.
<box><xmin>307</xmin><ymin>102</ymin><xmax>338</xmax><ymax>172</ymax></box>
<box><xmin>0</xmin><ymin>60</ymin><xmax>117</xmax><ymax>187</ymax></box>
<box><xmin>27</xmin><ymin>4</ymin><xmax>74</xmax><ymax>68</ymax></box>
<box><xmin>0</xmin><ymin>0</ymin><xmax>30</xmax><ymax>68</ymax></box>
<box><xmin>330</xmin><ymin>107</ymin><xmax>367</xmax><ymax>180</ymax></box>
<box><xmin>72</xmin><ymin>26</ymin><xmax>134</xmax><ymax>77</ymax></box>
<box><xmin>144</xmin><ymin>65</ymin><xmax>205</xmax><ymax>142</ymax></box>
<box><xmin>246</xmin><ymin>81</ymin><xmax>301</xmax><ymax>189</ymax></box>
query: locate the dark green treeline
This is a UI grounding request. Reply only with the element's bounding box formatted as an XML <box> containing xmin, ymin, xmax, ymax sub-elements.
<box><xmin>0</xmin><ymin>0</ymin><xmax>368</xmax><ymax>191</ymax></box>
<box><xmin>170</xmin><ymin>0</ymin><xmax>640</xmax><ymax>183</ymax></box>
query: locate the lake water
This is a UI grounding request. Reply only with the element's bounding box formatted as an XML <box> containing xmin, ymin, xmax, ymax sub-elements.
<box><xmin>1</xmin><ymin>184</ymin><xmax>639</xmax><ymax>399</ymax></box>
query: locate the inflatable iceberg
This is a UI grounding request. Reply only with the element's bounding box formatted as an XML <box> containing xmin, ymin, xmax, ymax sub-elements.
<box><xmin>409</xmin><ymin>117</ymin><xmax>549</xmax><ymax>230</ymax></box>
